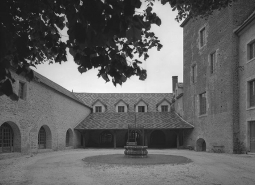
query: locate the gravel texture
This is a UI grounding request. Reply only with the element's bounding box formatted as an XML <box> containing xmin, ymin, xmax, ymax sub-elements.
<box><xmin>1</xmin><ymin>149</ymin><xmax>255</xmax><ymax>185</ymax></box>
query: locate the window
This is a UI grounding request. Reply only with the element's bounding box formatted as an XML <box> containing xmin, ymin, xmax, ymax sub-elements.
<box><xmin>210</xmin><ymin>51</ymin><xmax>216</xmax><ymax>74</ymax></box>
<box><xmin>118</xmin><ymin>106</ymin><xmax>125</xmax><ymax>112</ymax></box>
<box><xmin>249</xmin><ymin>79</ymin><xmax>255</xmax><ymax>107</ymax></box>
<box><xmin>200</xmin><ymin>27</ymin><xmax>206</xmax><ymax>47</ymax></box>
<box><xmin>161</xmin><ymin>105</ymin><xmax>168</xmax><ymax>112</ymax></box>
<box><xmin>138</xmin><ymin>106</ymin><xmax>145</xmax><ymax>112</ymax></box>
<box><xmin>199</xmin><ymin>92</ymin><xmax>207</xmax><ymax>115</ymax></box>
<box><xmin>95</xmin><ymin>106</ymin><xmax>102</xmax><ymax>113</ymax></box>
<box><xmin>191</xmin><ymin>64</ymin><xmax>197</xmax><ymax>83</ymax></box>
<box><xmin>248</xmin><ymin>41</ymin><xmax>255</xmax><ymax>60</ymax></box>
<box><xmin>18</xmin><ymin>82</ymin><xmax>25</xmax><ymax>99</ymax></box>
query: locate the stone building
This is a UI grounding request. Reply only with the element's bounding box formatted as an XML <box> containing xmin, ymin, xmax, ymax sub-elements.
<box><xmin>235</xmin><ymin>10</ymin><xmax>255</xmax><ymax>153</ymax></box>
<box><xmin>0</xmin><ymin>71</ymin><xmax>91</xmax><ymax>153</ymax></box>
<box><xmin>74</xmin><ymin>93</ymin><xmax>193</xmax><ymax>148</ymax></box>
<box><xmin>180</xmin><ymin>0</ymin><xmax>255</xmax><ymax>153</ymax></box>
<box><xmin>171</xmin><ymin>76</ymin><xmax>184</xmax><ymax>117</ymax></box>
<box><xmin>0</xmin><ymin>71</ymin><xmax>193</xmax><ymax>154</ymax></box>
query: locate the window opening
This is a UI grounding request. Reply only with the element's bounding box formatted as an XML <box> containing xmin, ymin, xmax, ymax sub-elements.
<box><xmin>118</xmin><ymin>106</ymin><xmax>125</xmax><ymax>112</ymax></box>
<box><xmin>138</xmin><ymin>106</ymin><xmax>145</xmax><ymax>112</ymax></box>
<box><xmin>95</xmin><ymin>106</ymin><xmax>102</xmax><ymax>113</ymax></box>
<box><xmin>199</xmin><ymin>92</ymin><xmax>207</xmax><ymax>115</ymax></box>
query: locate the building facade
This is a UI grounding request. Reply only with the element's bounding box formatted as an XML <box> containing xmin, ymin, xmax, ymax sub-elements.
<box><xmin>235</xmin><ymin>11</ymin><xmax>255</xmax><ymax>153</ymax></box>
<box><xmin>74</xmin><ymin>93</ymin><xmax>193</xmax><ymax>148</ymax></box>
<box><xmin>0</xmin><ymin>71</ymin><xmax>91</xmax><ymax>154</ymax></box>
<box><xmin>181</xmin><ymin>0</ymin><xmax>255</xmax><ymax>153</ymax></box>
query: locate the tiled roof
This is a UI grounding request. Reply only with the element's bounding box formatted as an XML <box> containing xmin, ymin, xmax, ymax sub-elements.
<box><xmin>234</xmin><ymin>9</ymin><xmax>255</xmax><ymax>34</ymax></box>
<box><xmin>74</xmin><ymin>93</ymin><xmax>173</xmax><ymax>112</ymax></box>
<box><xmin>75</xmin><ymin>112</ymin><xmax>193</xmax><ymax>130</ymax></box>
<box><xmin>156</xmin><ymin>98</ymin><xmax>171</xmax><ymax>107</ymax></box>
<box><xmin>33</xmin><ymin>71</ymin><xmax>91</xmax><ymax>108</ymax></box>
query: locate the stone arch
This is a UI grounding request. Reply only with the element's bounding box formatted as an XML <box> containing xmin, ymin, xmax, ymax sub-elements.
<box><xmin>66</xmin><ymin>129</ymin><xmax>74</xmax><ymax>147</ymax></box>
<box><xmin>150</xmin><ymin>130</ymin><xmax>166</xmax><ymax>148</ymax></box>
<box><xmin>0</xmin><ymin>121</ymin><xmax>21</xmax><ymax>153</ymax></box>
<box><xmin>196</xmin><ymin>138</ymin><xmax>206</xmax><ymax>151</ymax></box>
<box><xmin>38</xmin><ymin>125</ymin><xmax>52</xmax><ymax>149</ymax></box>
<box><xmin>99</xmin><ymin>130</ymin><xmax>113</xmax><ymax>147</ymax></box>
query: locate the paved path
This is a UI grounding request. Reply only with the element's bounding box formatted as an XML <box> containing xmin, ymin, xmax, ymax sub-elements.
<box><xmin>0</xmin><ymin>149</ymin><xmax>255</xmax><ymax>185</ymax></box>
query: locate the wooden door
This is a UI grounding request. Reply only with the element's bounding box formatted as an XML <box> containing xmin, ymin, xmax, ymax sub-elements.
<box><xmin>251</xmin><ymin>122</ymin><xmax>255</xmax><ymax>153</ymax></box>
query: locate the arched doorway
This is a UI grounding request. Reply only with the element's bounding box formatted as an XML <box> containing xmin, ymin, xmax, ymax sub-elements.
<box><xmin>99</xmin><ymin>131</ymin><xmax>113</xmax><ymax>147</ymax></box>
<box><xmin>196</xmin><ymin>138</ymin><xmax>206</xmax><ymax>151</ymax></box>
<box><xmin>38</xmin><ymin>125</ymin><xmax>52</xmax><ymax>149</ymax></box>
<box><xmin>150</xmin><ymin>130</ymin><xmax>166</xmax><ymax>148</ymax></box>
<box><xmin>0</xmin><ymin>122</ymin><xmax>21</xmax><ymax>153</ymax></box>
<box><xmin>66</xmin><ymin>129</ymin><xmax>73</xmax><ymax>147</ymax></box>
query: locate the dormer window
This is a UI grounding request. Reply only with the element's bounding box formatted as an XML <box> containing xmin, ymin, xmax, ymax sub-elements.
<box><xmin>92</xmin><ymin>99</ymin><xmax>106</xmax><ymax>113</ymax></box>
<box><xmin>95</xmin><ymin>106</ymin><xmax>102</xmax><ymax>113</ymax></box>
<box><xmin>161</xmin><ymin>105</ymin><xmax>168</xmax><ymax>112</ymax></box>
<box><xmin>115</xmin><ymin>99</ymin><xmax>128</xmax><ymax>112</ymax></box>
<box><xmin>138</xmin><ymin>106</ymin><xmax>145</xmax><ymax>112</ymax></box>
<box><xmin>134</xmin><ymin>99</ymin><xmax>148</xmax><ymax>112</ymax></box>
<box><xmin>118</xmin><ymin>106</ymin><xmax>125</xmax><ymax>112</ymax></box>
<box><xmin>156</xmin><ymin>98</ymin><xmax>171</xmax><ymax>112</ymax></box>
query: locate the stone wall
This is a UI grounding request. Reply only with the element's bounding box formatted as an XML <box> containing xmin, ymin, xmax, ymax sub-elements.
<box><xmin>0</xmin><ymin>72</ymin><xmax>91</xmax><ymax>153</ymax></box>
<box><xmin>182</xmin><ymin>1</ymin><xmax>255</xmax><ymax>153</ymax></box>
<box><xmin>238</xmin><ymin>16</ymin><xmax>255</xmax><ymax>152</ymax></box>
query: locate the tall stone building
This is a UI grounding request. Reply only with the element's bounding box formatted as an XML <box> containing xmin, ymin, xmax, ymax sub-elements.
<box><xmin>180</xmin><ymin>0</ymin><xmax>255</xmax><ymax>153</ymax></box>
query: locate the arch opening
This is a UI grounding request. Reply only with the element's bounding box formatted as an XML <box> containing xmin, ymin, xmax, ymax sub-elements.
<box><xmin>196</xmin><ymin>138</ymin><xmax>206</xmax><ymax>151</ymax></box>
<box><xmin>66</xmin><ymin>129</ymin><xmax>74</xmax><ymax>147</ymax></box>
<box><xmin>0</xmin><ymin>122</ymin><xmax>21</xmax><ymax>153</ymax></box>
<box><xmin>150</xmin><ymin>130</ymin><xmax>166</xmax><ymax>148</ymax></box>
<box><xmin>99</xmin><ymin>131</ymin><xmax>113</xmax><ymax>147</ymax></box>
<box><xmin>38</xmin><ymin>125</ymin><xmax>52</xmax><ymax>149</ymax></box>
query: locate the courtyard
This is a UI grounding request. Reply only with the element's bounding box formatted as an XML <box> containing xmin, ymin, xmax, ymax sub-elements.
<box><xmin>0</xmin><ymin>149</ymin><xmax>255</xmax><ymax>185</ymax></box>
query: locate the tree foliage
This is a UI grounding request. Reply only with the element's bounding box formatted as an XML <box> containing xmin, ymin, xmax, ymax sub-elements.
<box><xmin>0</xmin><ymin>0</ymin><xmax>234</xmax><ymax>100</ymax></box>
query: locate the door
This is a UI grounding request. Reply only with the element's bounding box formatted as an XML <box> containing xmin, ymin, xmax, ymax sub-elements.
<box><xmin>0</xmin><ymin>123</ymin><xmax>13</xmax><ymax>153</ymax></box>
<box><xmin>251</xmin><ymin>121</ymin><xmax>255</xmax><ymax>153</ymax></box>
<box><xmin>38</xmin><ymin>127</ymin><xmax>46</xmax><ymax>149</ymax></box>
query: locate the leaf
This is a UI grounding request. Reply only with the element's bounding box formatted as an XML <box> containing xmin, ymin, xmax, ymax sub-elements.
<box><xmin>126</xmin><ymin>27</ymin><xmax>141</xmax><ymax>42</ymax></box>
<box><xmin>78</xmin><ymin>66</ymin><xmax>87</xmax><ymax>74</ymax></box>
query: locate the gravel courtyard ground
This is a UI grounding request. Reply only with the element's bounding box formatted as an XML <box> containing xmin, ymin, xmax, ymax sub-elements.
<box><xmin>0</xmin><ymin>149</ymin><xmax>255</xmax><ymax>185</ymax></box>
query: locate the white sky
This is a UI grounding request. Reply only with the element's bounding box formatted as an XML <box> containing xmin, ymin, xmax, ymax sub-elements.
<box><xmin>33</xmin><ymin>2</ymin><xmax>183</xmax><ymax>93</ymax></box>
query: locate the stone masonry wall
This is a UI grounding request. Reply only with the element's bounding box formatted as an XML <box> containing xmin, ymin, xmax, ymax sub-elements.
<box><xmin>182</xmin><ymin>0</ymin><xmax>255</xmax><ymax>153</ymax></box>
<box><xmin>238</xmin><ymin>17</ymin><xmax>255</xmax><ymax>152</ymax></box>
<box><xmin>0</xmin><ymin>72</ymin><xmax>91</xmax><ymax>153</ymax></box>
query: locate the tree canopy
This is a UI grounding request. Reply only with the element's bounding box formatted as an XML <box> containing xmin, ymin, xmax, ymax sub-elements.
<box><xmin>0</xmin><ymin>0</ymin><xmax>234</xmax><ymax>100</ymax></box>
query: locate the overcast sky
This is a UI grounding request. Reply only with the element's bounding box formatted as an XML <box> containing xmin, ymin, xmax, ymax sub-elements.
<box><xmin>34</xmin><ymin>1</ymin><xmax>183</xmax><ymax>93</ymax></box>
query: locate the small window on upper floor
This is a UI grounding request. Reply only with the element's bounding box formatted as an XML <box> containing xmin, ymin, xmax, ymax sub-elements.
<box><xmin>191</xmin><ymin>64</ymin><xmax>197</xmax><ymax>83</ymax></box>
<box><xmin>18</xmin><ymin>81</ymin><xmax>26</xmax><ymax>100</ymax></box>
<box><xmin>249</xmin><ymin>79</ymin><xmax>255</xmax><ymax>107</ymax></box>
<box><xmin>118</xmin><ymin>106</ymin><xmax>125</xmax><ymax>112</ymax></box>
<box><xmin>210</xmin><ymin>51</ymin><xmax>216</xmax><ymax>74</ymax></box>
<box><xmin>95</xmin><ymin>106</ymin><xmax>102</xmax><ymax>113</ymax></box>
<box><xmin>138</xmin><ymin>106</ymin><xmax>145</xmax><ymax>112</ymax></box>
<box><xmin>200</xmin><ymin>27</ymin><xmax>206</xmax><ymax>48</ymax></box>
<box><xmin>199</xmin><ymin>92</ymin><xmax>207</xmax><ymax>115</ymax></box>
<box><xmin>161</xmin><ymin>105</ymin><xmax>168</xmax><ymax>112</ymax></box>
<box><xmin>248</xmin><ymin>40</ymin><xmax>255</xmax><ymax>61</ymax></box>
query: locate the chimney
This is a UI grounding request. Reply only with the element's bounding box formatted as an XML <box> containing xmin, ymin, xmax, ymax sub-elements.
<box><xmin>172</xmin><ymin>76</ymin><xmax>178</xmax><ymax>93</ymax></box>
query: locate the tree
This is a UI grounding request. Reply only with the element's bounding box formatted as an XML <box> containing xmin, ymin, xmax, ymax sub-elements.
<box><xmin>0</xmin><ymin>0</ymin><xmax>234</xmax><ymax>100</ymax></box>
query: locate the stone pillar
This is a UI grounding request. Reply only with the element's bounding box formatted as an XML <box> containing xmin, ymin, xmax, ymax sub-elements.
<box><xmin>113</xmin><ymin>130</ymin><xmax>116</xmax><ymax>149</ymax></box>
<box><xmin>176</xmin><ymin>132</ymin><xmax>179</xmax><ymax>149</ymax></box>
<box><xmin>82</xmin><ymin>131</ymin><xmax>86</xmax><ymax>148</ymax></box>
